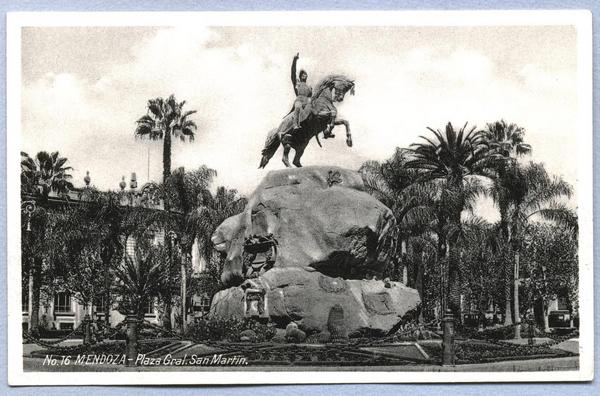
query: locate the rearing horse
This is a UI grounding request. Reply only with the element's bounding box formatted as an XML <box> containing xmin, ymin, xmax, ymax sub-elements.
<box><xmin>258</xmin><ymin>75</ymin><xmax>355</xmax><ymax>168</ymax></box>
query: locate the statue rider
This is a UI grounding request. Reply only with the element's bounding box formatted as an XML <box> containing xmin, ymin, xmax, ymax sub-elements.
<box><xmin>291</xmin><ymin>52</ymin><xmax>312</xmax><ymax>131</ymax></box>
<box><xmin>291</xmin><ymin>53</ymin><xmax>335</xmax><ymax>139</ymax></box>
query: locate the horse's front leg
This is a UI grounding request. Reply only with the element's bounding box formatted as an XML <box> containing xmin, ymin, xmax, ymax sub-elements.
<box><xmin>333</xmin><ymin>119</ymin><xmax>352</xmax><ymax>147</ymax></box>
<box><xmin>282</xmin><ymin>144</ymin><xmax>292</xmax><ymax>167</ymax></box>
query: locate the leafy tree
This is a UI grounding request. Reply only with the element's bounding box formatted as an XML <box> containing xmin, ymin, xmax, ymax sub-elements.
<box><xmin>507</xmin><ymin>161</ymin><xmax>576</xmax><ymax>333</ymax></box>
<box><xmin>21</xmin><ymin>151</ymin><xmax>73</xmax><ymax>334</ymax></box>
<box><xmin>47</xmin><ymin>188</ymin><xmax>119</xmax><ymax>321</ymax></box>
<box><xmin>189</xmin><ymin>252</ymin><xmax>226</xmax><ymax>305</ymax></box>
<box><xmin>482</xmin><ymin>120</ymin><xmax>531</xmax><ymax>326</ymax></box>
<box><xmin>94</xmin><ymin>191</ymin><xmax>129</xmax><ymax>325</ymax></box>
<box><xmin>460</xmin><ymin>220</ymin><xmax>505</xmax><ymax>325</ymax></box>
<box><xmin>521</xmin><ymin>224</ymin><xmax>578</xmax><ymax>331</ymax></box>
<box><xmin>408</xmin><ymin>122</ymin><xmax>494</xmax><ymax>317</ymax></box>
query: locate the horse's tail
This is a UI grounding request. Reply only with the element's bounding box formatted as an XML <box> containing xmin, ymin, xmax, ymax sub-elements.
<box><xmin>258</xmin><ymin>128</ymin><xmax>280</xmax><ymax>169</ymax></box>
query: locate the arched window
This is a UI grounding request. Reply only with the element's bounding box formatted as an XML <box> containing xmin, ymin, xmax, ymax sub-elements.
<box><xmin>54</xmin><ymin>292</ymin><xmax>72</xmax><ymax>313</ymax></box>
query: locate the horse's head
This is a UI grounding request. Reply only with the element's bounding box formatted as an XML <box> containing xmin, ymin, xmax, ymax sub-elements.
<box><xmin>314</xmin><ymin>75</ymin><xmax>355</xmax><ymax>103</ymax></box>
<box><xmin>332</xmin><ymin>77</ymin><xmax>355</xmax><ymax>102</ymax></box>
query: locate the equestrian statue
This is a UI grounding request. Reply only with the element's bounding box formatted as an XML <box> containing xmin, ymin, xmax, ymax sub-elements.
<box><xmin>258</xmin><ymin>53</ymin><xmax>356</xmax><ymax>168</ymax></box>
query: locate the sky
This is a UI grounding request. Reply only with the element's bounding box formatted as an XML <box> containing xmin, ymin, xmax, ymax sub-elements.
<box><xmin>20</xmin><ymin>24</ymin><xmax>579</xmax><ymax>221</ymax></box>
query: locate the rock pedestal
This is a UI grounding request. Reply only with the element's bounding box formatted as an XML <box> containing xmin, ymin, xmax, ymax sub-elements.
<box><xmin>210</xmin><ymin>166</ymin><xmax>420</xmax><ymax>335</ymax></box>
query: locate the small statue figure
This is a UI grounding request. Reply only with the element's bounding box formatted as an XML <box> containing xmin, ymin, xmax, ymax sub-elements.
<box><xmin>244</xmin><ymin>288</ymin><xmax>267</xmax><ymax>317</ymax></box>
<box><xmin>242</xmin><ymin>234</ymin><xmax>278</xmax><ymax>278</ymax></box>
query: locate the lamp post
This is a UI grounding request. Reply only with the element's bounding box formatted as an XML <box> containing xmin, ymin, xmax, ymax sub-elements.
<box><xmin>21</xmin><ymin>200</ymin><xmax>36</xmax><ymax>331</ymax></box>
<box><xmin>442</xmin><ymin>309</ymin><xmax>455</xmax><ymax>366</ymax></box>
<box><xmin>21</xmin><ymin>200</ymin><xmax>36</xmax><ymax>232</ymax></box>
<box><xmin>124</xmin><ymin>312</ymin><xmax>139</xmax><ymax>366</ymax></box>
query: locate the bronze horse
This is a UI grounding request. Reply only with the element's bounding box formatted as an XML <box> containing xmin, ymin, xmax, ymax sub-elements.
<box><xmin>258</xmin><ymin>75</ymin><xmax>355</xmax><ymax>168</ymax></box>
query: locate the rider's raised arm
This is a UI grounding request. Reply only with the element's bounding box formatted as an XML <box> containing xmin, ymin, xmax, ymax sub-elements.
<box><xmin>291</xmin><ymin>54</ymin><xmax>298</xmax><ymax>96</ymax></box>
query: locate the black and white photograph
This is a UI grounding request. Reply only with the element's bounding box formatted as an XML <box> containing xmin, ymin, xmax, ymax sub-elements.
<box><xmin>6</xmin><ymin>10</ymin><xmax>593</xmax><ymax>385</ymax></box>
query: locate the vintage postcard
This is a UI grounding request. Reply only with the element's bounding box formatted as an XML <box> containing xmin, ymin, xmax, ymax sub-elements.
<box><xmin>6</xmin><ymin>10</ymin><xmax>593</xmax><ymax>385</ymax></box>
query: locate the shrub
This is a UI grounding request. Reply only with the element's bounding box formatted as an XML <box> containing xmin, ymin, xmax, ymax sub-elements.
<box><xmin>239</xmin><ymin>329</ymin><xmax>258</xmax><ymax>342</ymax></box>
<box><xmin>184</xmin><ymin>318</ymin><xmax>243</xmax><ymax>341</ymax></box>
<box><xmin>285</xmin><ymin>328</ymin><xmax>307</xmax><ymax>343</ymax></box>
<box><xmin>420</xmin><ymin>340</ymin><xmax>574</xmax><ymax>365</ymax></box>
<box><xmin>242</xmin><ymin>319</ymin><xmax>276</xmax><ymax>342</ymax></box>
<box><xmin>185</xmin><ymin>317</ymin><xmax>276</xmax><ymax>342</ymax></box>
<box><xmin>461</xmin><ymin>323</ymin><xmax>546</xmax><ymax>341</ymax></box>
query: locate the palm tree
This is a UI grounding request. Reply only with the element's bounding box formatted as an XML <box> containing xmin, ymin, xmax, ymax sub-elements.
<box><xmin>134</xmin><ymin>95</ymin><xmax>197</xmax><ymax>329</ymax></box>
<box><xmin>134</xmin><ymin>95</ymin><xmax>197</xmax><ymax>184</ymax></box>
<box><xmin>509</xmin><ymin>162</ymin><xmax>575</xmax><ymax>333</ymax></box>
<box><xmin>186</xmin><ymin>186</ymin><xmax>247</xmax><ymax>266</ymax></box>
<box><xmin>21</xmin><ymin>151</ymin><xmax>74</xmax><ymax>200</ymax></box>
<box><xmin>407</xmin><ymin>122</ymin><xmax>494</xmax><ymax>318</ymax></box>
<box><xmin>359</xmin><ymin>148</ymin><xmax>436</xmax><ymax>283</ymax></box>
<box><xmin>21</xmin><ymin>151</ymin><xmax>73</xmax><ymax>334</ymax></box>
<box><xmin>482</xmin><ymin>120</ymin><xmax>531</xmax><ymax>327</ymax></box>
<box><xmin>113</xmin><ymin>243</ymin><xmax>166</xmax><ymax>320</ymax></box>
<box><xmin>164</xmin><ymin>165</ymin><xmax>217</xmax><ymax>331</ymax></box>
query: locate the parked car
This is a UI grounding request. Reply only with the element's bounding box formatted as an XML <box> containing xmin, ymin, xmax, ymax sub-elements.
<box><xmin>548</xmin><ymin>310</ymin><xmax>572</xmax><ymax>328</ymax></box>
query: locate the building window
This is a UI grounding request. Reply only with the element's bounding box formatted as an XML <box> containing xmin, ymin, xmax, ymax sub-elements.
<box><xmin>144</xmin><ymin>299</ymin><xmax>155</xmax><ymax>316</ymax></box>
<box><xmin>59</xmin><ymin>322</ymin><xmax>74</xmax><ymax>331</ymax></box>
<box><xmin>193</xmin><ymin>294</ymin><xmax>211</xmax><ymax>317</ymax></box>
<box><xmin>126</xmin><ymin>236</ymin><xmax>136</xmax><ymax>258</ymax></box>
<box><xmin>557</xmin><ymin>296</ymin><xmax>569</xmax><ymax>310</ymax></box>
<box><xmin>94</xmin><ymin>295</ymin><xmax>106</xmax><ymax>314</ymax></box>
<box><xmin>54</xmin><ymin>292</ymin><xmax>72</xmax><ymax>313</ymax></box>
<box><xmin>22</xmin><ymin>290</ymin><xmax>29</xmax><ymax>313</ymax></box>
<box><xmin>200</xmin><ymin>294</ymin><xmax>211</xmax><ymax>312</ymax></box>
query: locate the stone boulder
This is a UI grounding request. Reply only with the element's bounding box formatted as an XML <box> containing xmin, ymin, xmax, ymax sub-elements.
<box><xmin>212</xmin><ymin>166</ymin><xmax>398</xmax><ymax>286</ymax></box>
<box><xmin>209</xmin><ymin>166</ymin><xmax>420</xmax><ymax>334</ymax></box>
<box><xmin>210</xmin><ymin>267</ymin><xmax>420</xmax><ymax>334</ymax></box>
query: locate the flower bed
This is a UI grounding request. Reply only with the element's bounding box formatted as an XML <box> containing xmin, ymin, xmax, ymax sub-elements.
<box><xmin>185</xmin><ymin>318</ymin><xmax>276</xmax><ymax>343</ymax></box>
<box><xmin>420</xmin><ymin>339</ymin><xmax>575</xmax><ymax>365</ymax></box>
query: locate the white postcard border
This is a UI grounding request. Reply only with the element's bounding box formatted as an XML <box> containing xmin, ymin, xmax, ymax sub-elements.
<box><xmin>6</xmin><ymin>10</ymin><xmax>594</xmax><ymax>385</ymax></box>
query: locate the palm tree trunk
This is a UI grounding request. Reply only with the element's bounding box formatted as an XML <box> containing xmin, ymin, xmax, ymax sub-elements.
<box><xmin>542</xmin><ymin>300</ymin><xmax>550</xmax><ymax>333</ymax></box>
<box><xmin>161</xmin><ymin>130</ymin><xmax>173</xmax><ymax>329</ymax></box>
<box><xmin>104</xmin><ymin>266</ymin><xmax>111</xmax><ymax>326</ymax></box>
<box><xmin>513</xmin><ymin>249</ymin><xmax>521</xmax><ymax>338</ymax></box>
<box><xmin>101</xmin><ymin>247</ymin><xmax>113</xmax><ymax>326</ymax></box>
<box><xmin>447</xmin><ymin>240</ymin><xmax>461</xmax><ymax>319</ymax></box>
<box><xmin>181</xmin><ymin>259</ymin><xmax>187</xmax><ymax>333</ymax></box>
<box><xmin>436</xmin><ymin>230</ymin><xmax>447</xmax><ymax>315</ymax></box>
<box><xmin>447</xmin><ymin>177</ymin><xmax>462</xmax><ymax>319</ymax></box>
<box><xmin>499</xmin><ymin>204</ymin><xmax>514</xmax><ymax>326</ymax></box>
<box><xmin>401</xmin><ymin>238</ymin><xmax>408</xmax><ymax>285</ymax></box>
<box><xmin>162</xmin><ymin>131</ymin><xmax>172</xmax><ymax>183</ymax></box>
<box><xmin>415</xmin><ymin>250</ymin><xmax>424</xmax><ymax>323</ymax></box>
<box><xmin>504</xmin><ymin>254</ymin><xmax>513</xmax><ymax>326</ymax></box>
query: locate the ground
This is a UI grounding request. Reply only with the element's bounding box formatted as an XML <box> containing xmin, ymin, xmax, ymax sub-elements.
<box><xmin>21</xmin><ymin>337</ymin><xmax>579</xmax><ymax>372</ymax></box>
